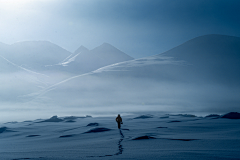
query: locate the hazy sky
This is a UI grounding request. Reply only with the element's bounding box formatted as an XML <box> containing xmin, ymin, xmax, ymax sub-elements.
<box><xmin>0</xmin><ymin>0</ymin><xmax>240</xmax><ymax>58</ymax></box>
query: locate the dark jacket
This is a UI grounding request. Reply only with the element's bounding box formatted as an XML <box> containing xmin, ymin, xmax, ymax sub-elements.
<box><xmin>116</xmin><ymin>116</ymin><xmax>122</xmax><ymax>123</ymax></box>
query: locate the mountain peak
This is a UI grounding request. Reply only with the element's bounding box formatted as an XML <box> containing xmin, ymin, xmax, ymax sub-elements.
<box><xmin>92</xmin><ymin>43</ymin><xmax>125</xmax><ymax>54</ymax></box>
<box><xmin>74</xmin><ymin>45</ymin><xmax>89</xmax><ymax>54</ymax></box>
<box><xmin>98</xmin><ymin>42</ymin><xmax>117</xmax><ymax>49</ymax></box>
<box><xmin>162</xmin><ymin>34</ymin><xmax>240</xmax><ymax>59</ymax></box>
<box><xmin>101</xmin><ymin>42</ymin><xmax>113</xmax><ymax>46</ymax></box>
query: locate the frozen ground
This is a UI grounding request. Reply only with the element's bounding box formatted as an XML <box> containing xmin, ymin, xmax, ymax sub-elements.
<box><xmin>0</xmin><ymin>112</ymin><xmax>240</xmax><ymax>160</ymax></box>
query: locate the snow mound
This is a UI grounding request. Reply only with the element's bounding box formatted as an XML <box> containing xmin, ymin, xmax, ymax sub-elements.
<box><xmin>168</xmin><ymin>114</ymin><xmax>196</xmax><ymax>117</ymax></box>
<box><xmin>84</xmin><ymin>127</ymin><xmax>111</xmax><ymax>133</ymax></box>
<box><xmin>0</xmin><ymin>127</ymin><xmax>8</xmax><ymax>133</ymax></box>
<box><xmin>65</xmin><ymin>120</ymin><xmax>76</xmax><ymax>123</ymax></box>
<box><xmin>86</xmin><ymin>123</ymin><xmax>99</xmax><ymax>127</ymax></box>
<box><xmin>26</xmin><ymin>135</ymin><xmax>40</xmax><ymax>137</ymax></box>
<box><xmin>168</xmin><ymin>120</ymin><xmax>181</xmax><ymax>123</ymax></box>
<box><xmin>0</xmin><ymin>127</ymin><xmax>15</xmax><ymax>133</ymax></box>
<box><xmin>39</xmin><ymin>116</ymin><xmax>63</xmax><ymax>123</ymax></box>
<box><xmin>221</xmin><ymin>112</ymin><xmax>240</xmax><ymax>119</ymax></box>
<box><xmin>133</xmin><ymin>115</ymin><xmax>153</xmax><ymax>119</ymax></box>
<box><xmin>63</xmin><ymin>116</ymin><xmax>80</xmax><ymax>120</ymax></box>
<box><xmin>157</xmin><ymin>127</ymin><xmax>168</xmax><ymax>129</ymax></box>
<box><xmin>59</xmin><ymin>134</ymin><xmax>75</xmax><ymax>138</ymax></box>
<box><xmin>62</xmin><ymin>115</ymin><xmax>92</xmax><ymax>121</ymax></box>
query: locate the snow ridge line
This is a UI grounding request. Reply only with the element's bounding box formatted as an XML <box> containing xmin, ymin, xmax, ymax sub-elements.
<box><xmin>0</xmin><ymin>55</ymin><xmax>49</xmax><ymax>77</ymax></box>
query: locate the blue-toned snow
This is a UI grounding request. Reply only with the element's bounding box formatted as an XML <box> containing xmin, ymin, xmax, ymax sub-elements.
<box><xmin>0</xmin><ymin>113</ymin><xmax>240</xmax><ymax>160</ymax></box>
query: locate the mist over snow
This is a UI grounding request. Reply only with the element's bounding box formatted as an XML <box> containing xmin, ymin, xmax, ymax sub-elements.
<box><xmin>0</xmin><ymin>34</ymin><xmax>239</xmax><ymax>122</ymax></box>
<box><xmin>0</xmin><ymin>41</ymin><xmax>133</xmax><ymax>121</ymax></box>
<box><xmin>0</xmin><ymin>34</ymin><xmax>237</xmax><ymax>123</ymax></box>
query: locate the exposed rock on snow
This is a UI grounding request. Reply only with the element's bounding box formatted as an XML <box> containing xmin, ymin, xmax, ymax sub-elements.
<box><xmin>62</xmin><ymin>115</ymin><xmax>92</xmax><ymax>121</ymax></box>
<box><xmin>168</xmin><ymin>120</ymin><xmax>181</xmax><ymax>123</ymax></box>
<box><xmin>0</xmin><ymin>127</ymin><xmax>8</xmax><ymax>133</ymax></box>
<box><xmin>133</xmin><ymin>115</ymin><xmax>153</xmax><ymax>119</ymax></box>
<box><xmin>65</xmin><ymin>120</ymin><xmax>76</xmax><ymax>123</ymax></box>
<box><xmin>86</xmin><ymin>123</ymin><xmax>99</xmax><ymax>127</ymax></box>
<box><xmin>132</xmin><ymin>135</ymin><xmax>156</xmax><ymax>140</ymax></box>
<box><xmin>0</xmin><ymin>127</ymin><xmax>15</xmax><ymax>133</ymax></box>
<box><xmin>157</xmin><ymin>127</ymin><xmax>168</xmax><ymax>128</ymax></box>
<box><xmin>63</xmin><ymin>116</ymin><xmax>80</xmax><ymax>120</ymax></box>
<box><xmin>59</xmin><ymin>134</ymin><xmax>75</xmax><ymax>138</ymax></box>
<box><xmin>26</xmin><ymin>135</ymin><xmax>40</xmax><ymax>137</ymax></box>
<box><xmin>39</xmin><ymin>116</ymin><xmax>63</xmax><ymax>123</ymax></box>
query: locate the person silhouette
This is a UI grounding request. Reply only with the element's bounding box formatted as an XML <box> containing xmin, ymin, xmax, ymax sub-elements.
<box><xmin>116</xmin><ymin>114</ymin><xmax>123</xmax><ymax>129</ymax></box>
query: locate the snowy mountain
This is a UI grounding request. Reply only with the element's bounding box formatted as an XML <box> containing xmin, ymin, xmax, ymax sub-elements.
<box><xmin>0</xmin><ymin>41</ymin><xmax>134</xmax><ymax>76</ymax></box>
<box><xmin>53</xmin><ymin>43</ymin><xmax>134</xmax><ymax>74</ymax></box>
<box><xmin>74</xmin><ymin>45</ymin><xmax>89</xmax><ymax>54</ymax></box>
<box><xmin>0</xmin><ymin>41</ymin><xmax>72</xmax><ymax>71</ymax></box>
<box><xmin>159</xmin><ymin>34</ymin><xmax>240</xmax><ymax>84</ymax></box>
<box><xmin>30</xmin><ymin>34</ymin><xmax>240</xmax><ymax>114</ymax></box>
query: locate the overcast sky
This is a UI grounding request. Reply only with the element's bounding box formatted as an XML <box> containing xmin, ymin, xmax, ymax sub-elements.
<box><xmin>0</xmin><ymin>0</ymin><xmax>240</xmax><ymax>58</ymax></box>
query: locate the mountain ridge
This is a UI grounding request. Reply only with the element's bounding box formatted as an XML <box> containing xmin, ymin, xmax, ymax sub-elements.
<box><xmin>55</xmin><ymin>42</ymin><xmax>134</xmax><ymax>74</ymax></box>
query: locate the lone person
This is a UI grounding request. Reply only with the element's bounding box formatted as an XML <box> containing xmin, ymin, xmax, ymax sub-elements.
<box><xmin>116</xmin><ymin>114</ymin><xmax>123</xmax><ymax>129</ymax></box>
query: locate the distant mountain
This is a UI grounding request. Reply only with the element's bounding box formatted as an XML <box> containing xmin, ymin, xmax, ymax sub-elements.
<box><xmin>74</xmin><ymin>45</ymin><xmax>89</xmax><ymax>54</ymax></box>
<box><xmin>0</xmin><ymin>41</ymin><xmax>72</xmax><ymax>71</ymax></box>
<box><xmin>0</xmin><ymin>41</ymin><xmax>134</xmax><ymax>76</ymax></box>
<box><xmin>93</xmin><ymin>34</ymin><xmax>240</xmax><ymax>84</ymax></box>
<box><xmin>53</xmin><ymin>43</ymin><xmax>134</xmax><ymax>74</ymax></box>
<box><xmin>158</xmin><ymin>34</ymin><xmax>240</xmax><ymax>84</ymax></box>
<box><xmin>31</xmin><ymin>34</ymin><xmax>240</xmax><ymax>113</ymax></box>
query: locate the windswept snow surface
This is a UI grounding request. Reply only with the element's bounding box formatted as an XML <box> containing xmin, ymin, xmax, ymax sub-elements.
<box><xmin>0</xmin><ymin>113</ymin><xmax>240</xmax><ymax>160</ymax></box>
